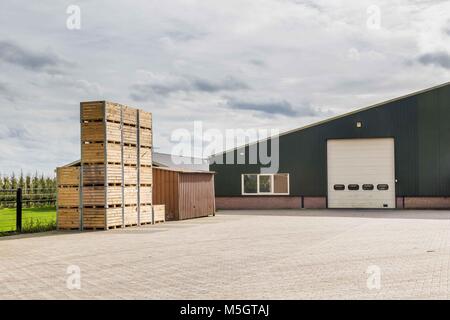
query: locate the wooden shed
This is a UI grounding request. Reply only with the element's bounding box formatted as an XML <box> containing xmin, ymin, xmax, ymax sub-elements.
<box><xmin>153</xmin><ymin>167</ymin><xmax>216</xmax><ymax>220</ymax></box>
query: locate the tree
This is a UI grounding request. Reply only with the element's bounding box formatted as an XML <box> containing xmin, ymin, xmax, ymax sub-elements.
<box><xmin>18</xmin><ymin>170</ymin><xmax>24</xmax><ymax>189</ymax></box>
<box><xmin>0</xmin><ymin>174</ymin><xmax>3</xmax><ymax>207</ymax></box>
<box><xmin>25</xmin><ymin>174</ymin><xmax>31</xmax><ymax>192</ymax></box>
<box><xmin>3</xmin><ymin>176</ymin><xmax>10</xmax><ymax>190</ymax></box>
<box><xmin>0</xmin><ymin>171</ymin><xmax>57</xmax><ymax>209</ymax></box>
<box><xmin>10</xmin><ymin>172</ymin><xmax>17</xmax><ymax>190</ymax></box>
<box><xmin>2</xmin><ymin>176</ymin><xmax>11</xmax><ymax>207</ymax></box>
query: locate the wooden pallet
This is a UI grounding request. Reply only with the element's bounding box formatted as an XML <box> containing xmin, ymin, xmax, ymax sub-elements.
<box><xmin>58</xmin><ymin>227</ymin><xmax>80</xmax><ymax>231</ymax></box>
<box><xmin>125</xmin><ymin>223</ymin><xmax>138</xmax><ymax>227</ymax></box>
<box><xmin>83</xmin><ymin>227</ymin><xmax>107</xmax><ymax>231</ymax></box>
<box><xmin>107</xmin><ymin>224</ymin><xmax>124</xmax><ymax>230</ymax></box>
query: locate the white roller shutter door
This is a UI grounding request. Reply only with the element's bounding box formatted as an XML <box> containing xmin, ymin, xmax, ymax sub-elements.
<box><xmin>327</xmin><ymin>138</ymin><xmax>396</xmax><ymax>209</ymax></box>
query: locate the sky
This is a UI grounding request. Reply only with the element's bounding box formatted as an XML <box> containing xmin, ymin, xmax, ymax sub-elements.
<box><xmin>0</xmin><ymin>0</ymin><xmax>449</xmax><ymax>176</ymax></box>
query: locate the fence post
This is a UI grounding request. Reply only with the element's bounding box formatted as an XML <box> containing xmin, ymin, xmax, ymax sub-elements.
<box><xmin>16</xmin><ymin>188</ymin><xmax>22</xmax><ymax>232</ymax></box>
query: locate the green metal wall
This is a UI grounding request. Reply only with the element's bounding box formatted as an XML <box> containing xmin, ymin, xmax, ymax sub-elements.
<box><xmin>210</xmin><ymin>84</ymin><xmax>450</xmax><ymax>197</ymax></box>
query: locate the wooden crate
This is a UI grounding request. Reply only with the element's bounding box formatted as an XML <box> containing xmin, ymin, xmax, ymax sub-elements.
<box><xmin>57</xmin><ymin>208</ymin><xmax>80</xmax><ymax>230</ymax></box>
<box><xmin>82</xmin><ymin>164</ymin><xmax>137</xmax><ymax>185</ymax></box>
<box><xmin>81</xmin><ymin>121</ymin><xmax>125</xmax><ymax>143</ymax></box>
<box><xmin>139</xmin><ymin>111</ymin><xmax>152</xmax><ymax>129</ymax></box>
<box><xmin>83</xmin><ymin>207</ymin><xmax>106</xmax><ymax>229</ymax></box>
<box><xmin>121</xmin><ymin>105</ymin><xmax>138</xmax><ymax>126</ymax></box>
<box><xmin>57</xmin><ymin>167</ymin><xmax>80</xmax><ymax>185</ymax></box>
<box><xmin>124</xmin><ymin>166</ymin><xmax>138</xmax><ymax>185</ymax></box>
<box><xmin>82</xmin><ymin>185</ymin><xmax>123</xmax><ymax>206</ymax></box>
<box><xmin>57</xmin><ymin>187</ymin><xmax>80</xmax><ymax>207</ymax></box>
<box><xmin>124</xmin><ymin>206</ymin><xmax>138</xmax><ymax>226</ymax></box>
<box><xmin>140</xmin><ymin>128</ymin><xmax>152</xmax><ymax>147</ymax></box>
<box><xmin>83</xmin><ymin>164</ymin><xmax>107</xmax><ymax>185</ymax></box>
<box><xmin>153</xmin><ymin>205</ymin><xmax>165</xmax><ymax>223</ymax></box>
<box><xmin>80</xmin><ymin>101</ymin><xmax>105</xmax><ymax>121</ymax></box>
<box><xmin>123</xmin><ymin>125</ymin><xmax>137</xmax><ymax>145</ymax></box>
<box><xmin>124</xmin><ymin>146</ymin><xmax>138</xmax><ymax>165</ymax></box>
<box><xmin>81</xmin><ymin>142</ymin><xmax>124</xmax><ymax>164</ymax></box>
<box><xmin>140</xmin><ymin>166</ymin><xmax>152</xmax><ymax>185</ymax></box>
<box><xmin>124</xmin><ymin>186</ymin><xmax>138</xmax><ymax>205</ymax></box>
<box><xmin>81</xmin><ymin>122</ymin><xmax>104</xmax><ymax>142</ymax></box>
<box><xmin>140</xmin><ymin>186</ymin><xmax>152</xmax><ymax>204</ymax></box>
<box><xmin>140</xmin><ymin>147</ymin><xmax>152</xmax><ymax>166</ymax></box>
<box><xmin>105</xmin><ymin>103</ymin><xmax>122</xmax><ymax>122</ymax></box>
<box><xmin>81</xmin><ymin>142</ymin><xmax>105</xmax><ymax>164</ymax></box>
<box><xmin>106</xmin><ymin>207</ymin><xmax>123</xmax><ymax>228</ymax></box>
<box><xmin>140</xmin><ymin>205</ymin><xmax>152</xmax><ymax>224</ymax></box>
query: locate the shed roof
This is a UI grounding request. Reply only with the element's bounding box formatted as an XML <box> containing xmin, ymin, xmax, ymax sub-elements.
<box><xmin>153</xmin><ymin>166</ymin><xmax>215</xmax><ymax>174</ymax></box>
<box><xmin>153</xmin><ymin>152</ymin><xmax>209</xmax><ymax>171</ymax></box>
<box><xmin>58</xmin><ymin>159</ymin><xmax>214</xmax><ymax>174</ymax></box>
<box><xmin>59</xmin><ymin>159</ymin><xmax>81</xmax><ymax>168</ymax></box>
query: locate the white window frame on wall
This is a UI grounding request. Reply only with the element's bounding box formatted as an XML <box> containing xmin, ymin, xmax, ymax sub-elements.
<box><xmin>241</xmin><ymin>173</ymin><xmax>290</xmax><ymax>195</ymax></box>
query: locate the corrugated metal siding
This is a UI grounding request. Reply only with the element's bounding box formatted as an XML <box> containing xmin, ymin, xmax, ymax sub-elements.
<box><xmin>152</xmin><ymin>168</ymin><xmax>179</xmax><ymax>220</ymax></box>
<box><xmin>178</xmin><ymin>173</ymin><xmax>215</xmax><ymax>220</ymax></box>
<box><xmin>211</xmin><ymin>84</ymin><xmax>450</xmax><ymax>197</ymax></box>
<box><xmin>153</xmin><ymin>168</ymin><xmax>215</xmax><ymax>220</ymax></box>
<box><xmin>439</xmin><ymin>87</ymin><xmax>450</xmax><ymax>194</ymax></box>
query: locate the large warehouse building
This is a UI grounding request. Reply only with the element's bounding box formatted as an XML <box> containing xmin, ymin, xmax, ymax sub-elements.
<box><xmin>210</xmin><ymin>82</ymin><xmax>450</xmax><ymax>209</ymax></box>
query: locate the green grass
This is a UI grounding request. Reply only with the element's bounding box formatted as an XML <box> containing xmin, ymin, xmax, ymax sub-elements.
<box><xmin>0</xmin><ymin>207</ymin><xmax>56</xmax><ymax>234</ymax></box>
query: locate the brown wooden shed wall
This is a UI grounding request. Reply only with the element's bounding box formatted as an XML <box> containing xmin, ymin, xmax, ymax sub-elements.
<box><xmin>178</xmin><ymin>173</ymin><xmax>215</xmax><ymax>220</ymax></box>
<box><xmin>152</xmin><ymin>167</ymin><xmax>215</xmax><ymax>220</ymax></box>
<box><xmin>152</xmin><ymin>168</ymin><xmax>179</xmax><ymax>220</ymax></box>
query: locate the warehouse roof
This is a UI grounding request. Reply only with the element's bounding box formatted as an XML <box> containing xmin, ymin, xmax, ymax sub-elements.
<box><xmin>210</xmin><ymin>81</ymin><xmax>450</xmax><ymax>158</ymax></box>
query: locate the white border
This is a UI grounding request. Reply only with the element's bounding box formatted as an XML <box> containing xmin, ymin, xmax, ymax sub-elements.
<box><xmin>241</xmin><ymin>173</ymin><xmax>290</xmax><ymax>195</ymax></box>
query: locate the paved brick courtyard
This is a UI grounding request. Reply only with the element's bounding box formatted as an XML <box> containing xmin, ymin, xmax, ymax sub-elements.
<box><xmin>1</xmin><ymin>210</ymin><xmax>450</xmax><ymax>299</ymax></box>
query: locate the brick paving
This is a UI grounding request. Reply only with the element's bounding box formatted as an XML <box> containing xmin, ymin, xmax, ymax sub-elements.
<box><xmin>1</xmin><ymin>210</ymin><xmax>450</xmax><ymax>299</ymax></box>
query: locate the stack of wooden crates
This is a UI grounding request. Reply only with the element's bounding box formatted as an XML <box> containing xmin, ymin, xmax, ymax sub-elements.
<box><xmin>56</xmin><ymin>166</ymin><xmax>80</xmax><ymax>229</ymax></box>
<box><xmin>57</xmin><ymin>101</ymin><xmax>163</xmax><ymax>230</ymax></box>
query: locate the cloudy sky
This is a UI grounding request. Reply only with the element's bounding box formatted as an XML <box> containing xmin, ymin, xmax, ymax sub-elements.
<box><xmin>0</xmin><ymin>0</ymin><xmax>449</xmax><ymax>176</ymax></box>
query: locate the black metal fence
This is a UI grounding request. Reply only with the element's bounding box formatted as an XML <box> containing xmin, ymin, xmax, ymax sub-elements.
<box><xmin>0</xmin><ymin>188</ymin><xmax>57</xmax><ymax>233</ymax></box>
<box><xmin>0</xmin><ymin>188</ymin><xmax>57</xmax><ymax>208</ymax></box>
